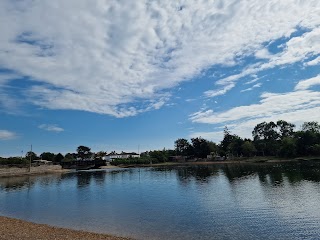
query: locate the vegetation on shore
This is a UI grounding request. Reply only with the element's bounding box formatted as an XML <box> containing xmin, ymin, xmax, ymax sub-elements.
<box><xmin>1</xmin><ymin>120</ymin><xmax>319</xmax><ymax>167</ymax></box>
<box><xmin>112</xmin><ymin>120</ymin><xmax>320</xmax><ymax>165</ymax></box>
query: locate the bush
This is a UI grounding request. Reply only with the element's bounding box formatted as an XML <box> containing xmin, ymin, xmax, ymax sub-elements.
<box><xmin>0</xmin><ymin>157</ymin><xmax>28</xmax><ymax>165</ymax></box>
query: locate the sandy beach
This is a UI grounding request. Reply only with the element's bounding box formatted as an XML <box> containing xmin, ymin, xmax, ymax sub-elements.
<box><xmin>0</xmin><ymin>216</ymin><xmax>131</xmax><ymax>240</ymax></box>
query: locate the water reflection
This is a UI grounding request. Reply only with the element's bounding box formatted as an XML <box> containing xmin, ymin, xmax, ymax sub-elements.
<box><xmin>155</xmin><ymin>162</ymin><xmax>320</xmax><ymax>186</ymax></box>
<box><xmin>1</xmin><ymin>162</ymin><xmax>320</xmax><ymax>192</ymax></box>
<box><xmin>1</xmin><ymin>163</ymin><xmax>320</xmax><ymax>240</ymax></box>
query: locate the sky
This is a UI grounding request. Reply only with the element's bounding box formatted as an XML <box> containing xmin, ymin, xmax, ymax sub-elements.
<box><xmin>0</xmin><ymin>0</ymin><xmax>320</xmax><ymax>157</ymax></box>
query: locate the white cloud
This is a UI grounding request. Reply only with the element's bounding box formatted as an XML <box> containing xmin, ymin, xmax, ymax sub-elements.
<box><xmin>191</xmin><ymin>90</ymin><xmax>320</xmax><ymax>124</ymax></box>
<box><xmin>204</xmin><ymin>83</ymin><xmax>235</xmax><ymax>97</ymax></box>
<box><xmin>0</xmin><ymin>1</ymin><xmax>319</xmax><ymax>116</ymax></box>
<box><xmin>245</xmin><ymin>77</ymin><xmax>260</xmax><ymax>85</ymax></box>
<box><xmin>0</xmin><ymin>130</ymin><xmax>17</xmax><ymax>140</ymax></box>
<box><xmin>255</xmin><ymin>48</ymin><xmax>272</xmax><ymax>59</ymax></box>
<box><xmin>304</xmin><ymin>56</ymin><xmax>320</xmax><ymax>66</ymax></box>
<box><xmin>240</xmin><ymin>83</ymin><xmax>262</xmax><ymax>92</ymax></box>
<box><xmin>38</xmin><ymin>124</ymin><xmax>64</xmax><ymax>133</ymax></box>
<box><xmin>214</xmin><ymin>27</ymin><xmax>320</xmax><ymax>92</ymax></box>
<box><xmin>295</xmin><ymin>75</ymin><xmax>320</xmax><ymax>91</ymax></box>
<box><xmin>190</xmin><ymin>75</ymin><xmax>320</xmax><ymax>141</ymax></box>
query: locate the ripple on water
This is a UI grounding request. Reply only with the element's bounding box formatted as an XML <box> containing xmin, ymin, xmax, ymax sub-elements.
<box><xmin>1</xmin><ymin>163</ymin><xmax>320</xmax><ymax>239</ymax></box>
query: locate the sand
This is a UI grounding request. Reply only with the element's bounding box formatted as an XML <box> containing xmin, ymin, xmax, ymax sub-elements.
<box><xmin>0</xmin><ymin>216</ymin><xmax>132</xmax><ymax>240</ymax></box>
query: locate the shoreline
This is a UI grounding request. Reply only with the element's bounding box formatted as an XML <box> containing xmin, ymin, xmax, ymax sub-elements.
<box><xmin>0</xmin><ymin>165</ymin><xmax>71</xmax><ymax>178</ymax></box>
<box><xmin>116</xmin><ymin>158</ymin><xmax>307</xmax><ymax>168</ymax></box>
<box><xmin>1</xmin><ymin>157</ymin><xmax>319</xmax><ymax>178</ymax></box>
<box><xmin>0</xmin><ymin>216</ymin><xmax>131</xmax><ymax>240</ymax></box>
<box><xmin>0</xmin><ymin>165</ymin><xmax>120</xmax><ymax>178</ymax></box>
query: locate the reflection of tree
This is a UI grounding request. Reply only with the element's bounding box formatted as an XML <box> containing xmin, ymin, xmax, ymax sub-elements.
<box><xmin>76</xmin><ymin>172</ymin><xmax>93</xmax><ymax>188</ymax></box>
<box><xmin>0</xmin><ymin>174</ymin><xmax>65</xmax><ymax>192</ymax></box>
<box><xmin>172</xmin><ymin>165</ymin><xmax>220</xmax><ymax>184</ymax></box>
<box><xmin>0</xmin><ymin>176</ymin><xmax>35</xmax><ymax>192</ymax></box>
<box><xmin>160</xmin><ymin>162</ymin><xmax>320</xmax><ymax>187</ymax></box>
<box><xmin>220</xmin><ymin>162</ymin><xmax>320</xmax><ymax>185</ymax></box>
<box><xmin>92</xmin><ymin>171</ymin><xmax>107</xmax><ymax>185</ymax></box>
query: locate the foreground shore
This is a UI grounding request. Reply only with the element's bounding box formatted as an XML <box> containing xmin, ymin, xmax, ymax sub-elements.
<box><xmin>0</xmin><ymin>216</ymin><xmax>131</xmax><ymax>240</ymax></box>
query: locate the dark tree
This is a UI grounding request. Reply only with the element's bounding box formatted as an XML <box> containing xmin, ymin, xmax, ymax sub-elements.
<box><xmin>228</xmin><ymin>136</ymin><xmax>244</xmax><ymax>157</ymax></box>
<box><xmin>279</xmin><ymin>137</ymin><xmax>297</xmax><ymax>158</ymax></box>
<box><xmin>65</xmin><ymin>153</ymin><xmax>76</xmax><ymax>160</ymax></box>
<box><xmin>54</xmin><ymin>153</ymin><xmax>64</xmax><ymax>163</ymax></box>
<box><xmin>220</xmin><ymin>127</ymin><xmax>242</xmax><ymax>156</ymax></box>
<box><xmin>220</xmin><ymin>126</ymin><xmax>233</xmax><ymax>154</ymax></box>
<box><xmin>76</xmin><ymin>146</ymin><xmax>92</xmax><ymax>160</ymax></box>
<box><xmin>40</xmin><ymin>152</ymin><xmax>55</xmax><ymax>161</ymax></box>
<box><xmin>301</xmin><ymin>121</ymin><xmax>320</xmax><ymax>133</ymax></box>
<box><xmin>241</xmin><ymin>141</ymin><xmax>257</xmax><ymax>157</ymax></box>
<box><xmin>276</xmin><ymin>120</ymin><xmax>295</xmax><ymax>139</ymax></box>
<box><xmin>174</xmin><ymin>138</ymin><xmax>192</xmax><ymax>156</ymax></box>
<box><xmin>295</xmin><ymin>130</ymin><xmax>319</xmax><ymax>156</ymax></box>
<box><xmin>191</xmin><ymin>137</ymin><xmax>211</xmax><ymax>158</ymax></box>
<box><xmin>26</xmin><ymin>151</ymin><xmax>38</xmax><ymax>161</ymax></box>
<box><xmin>252</xmin><ymin>121</ymin><xmax>280</xmax><ymax>156</ymax></box>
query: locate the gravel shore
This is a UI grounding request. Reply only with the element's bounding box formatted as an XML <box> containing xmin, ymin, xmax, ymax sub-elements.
<box><xmin>0</xmin><ymin>216</ymin><xmax>131</xmax><ymax>240</ymax></box>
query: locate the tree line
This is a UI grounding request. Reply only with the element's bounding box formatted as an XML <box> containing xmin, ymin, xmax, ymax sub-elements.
<box><xmin>1</xmin><ymin>120</ymin><xmax>319</xmax><ymax>166</ymax></box>
<box><xmin>0</xmin><ymin>145</ymin><xmax>93</xmax><ymax>165</ymax></box>
<box><xmin>174</xmin><ymin>120</ymin><xmax>320</xmax><ymax>159</ymax></box>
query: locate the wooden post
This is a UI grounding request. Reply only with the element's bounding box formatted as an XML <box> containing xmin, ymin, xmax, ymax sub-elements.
<box><xmin>29</xmin><ymin>144</ymin><xmax>32</xmax><ymax>172</ymax></box>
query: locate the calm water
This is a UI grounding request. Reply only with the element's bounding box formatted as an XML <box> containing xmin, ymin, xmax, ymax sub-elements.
<box><xmin>1</xmin><ymin>163</ymin><xmax>320</xmax><ymax>239</ymax></box>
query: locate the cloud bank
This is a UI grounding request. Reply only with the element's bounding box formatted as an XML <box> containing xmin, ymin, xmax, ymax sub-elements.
<box><xmin>0</xmin><ymin>0</ymin><xmax>319</xmax><ymax>117</ymax></box>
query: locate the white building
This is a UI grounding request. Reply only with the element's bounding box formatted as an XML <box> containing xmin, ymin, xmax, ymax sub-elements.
<box><xmin>103</xmin><ymin>152</ymin><xmax>140</xmax><ymax>161</ymax></box>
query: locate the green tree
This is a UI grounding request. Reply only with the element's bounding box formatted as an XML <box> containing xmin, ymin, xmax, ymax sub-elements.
<box><xmin>279</xmin><ymin>137</ymin><xmax>297</xmax><ymax>158</ymax></box>
<box><xmin>310</xmin><ymin>144</ymin><xmax>320</xmax><ymax>155</ymax></box>
<box><xmin>65</xmin><ymin>153</ymin><xmax>76</xmax><ymax>160</ymax></box>
<box><xmin>207</xmin><ymin>141</ymin><xmax>218</xmax><ymax>154</ymax></box>
<box><xmin>220</xmin><ymin>127</ymin><xmax>242</xmax><ymax>157</ymax></box>
<box><xmin>228</xmin><ymin>136</ymin><xmax>244</xmax><ymax>157</ymax></box>
<box><xmin>241</xmin><ymin>141</ymin><xmax>257</xmax><ymax>157</ymax></box>
<box><xmin>76</xmin><ymin>146</ymin><xmax>92</xmax><ymax>160</ymax></box>
<box><xmin>191</xmin><ymin>137</ymin><xmax>211</xmax><ymax>158</ymax></box>
<box><xmin>276</xmin><ymin>120</ymin><xmax>295</xmax><ymax>139</ymax></box>
<box><xmin>252</xmin><ymin>121</ymin><xmax>280</xmax><ymax>141</ymax></box>
<box><xmin>174</xmin><ymin>138</ymin><xmax>192</xmax><ymax>156</ymax></box>
<box><xmin>220</xmin><ymin>126</ymin><xmax>232</xmax><ymax>153</ymax></box>
<box><xmin>25</xmin><ymin>151</ymin><xmax>38</xmax><ymax>161</ymax></box>
<box><xmin>54</xmin><ymin>153</ymin><xmax>64</xmax><ymax>163</ymax></box>
<box><xmin>252</xmin><ymin>121</ymin><xmax>280</xmax><ymax>156</ymax></box>
<box><xmin>295</xmin><ymin>130</ymin><xmax>319</xmax><ymax>156</ymax></box>
<box><xmin>149</xmin><ymin>150</ymin><xmax>167</xmax><ymax>162</ymax></box>
<box><xmin>40</xmin><ymin>152</ymin><xmax>55</xmax><ymax>161</ymax></box>
<box><xmin>301</xmin><ymin>121</ymin><xmax>320</xmax><ymax>133</ymax></box>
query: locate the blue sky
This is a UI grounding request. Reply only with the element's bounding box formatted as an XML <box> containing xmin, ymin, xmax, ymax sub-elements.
<box><xmin>1</xmin><ymin>0</ymin><xmax>320</xmax><ymax>157</ymax></box>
